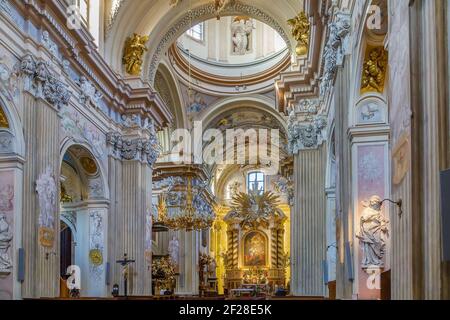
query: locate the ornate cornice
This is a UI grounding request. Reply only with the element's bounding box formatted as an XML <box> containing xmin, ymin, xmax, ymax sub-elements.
<box><xmin>147</xmin><ymin>1</ymin><xmax>292</xmax><ymax>84</ymax></box>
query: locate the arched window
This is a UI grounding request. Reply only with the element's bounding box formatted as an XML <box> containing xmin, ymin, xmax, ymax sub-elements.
<box><xmin>186</xmin><ymin>23</ymin><xmax>205</xmax><ymax>42</ymax></box>
<box><xmin>247</xmin><ymin>172</ymin><xmax>264</xmax><ymax>194</ymax></box>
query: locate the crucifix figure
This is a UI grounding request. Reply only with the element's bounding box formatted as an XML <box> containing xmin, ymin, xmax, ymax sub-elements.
<box><xmin>116</xmin><ymin>253</ymin><xmax>135</xmax><ymax>297</ymax></box>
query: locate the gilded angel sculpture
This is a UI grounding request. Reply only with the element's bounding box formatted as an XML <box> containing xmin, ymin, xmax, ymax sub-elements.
<box><xmin>123</xmin><ymin>33</ymin><xmax>149</xmax><ymax>76</ymax></box>
<box><xmin>287</xmin><ymin>12</ymin><xmax>311</xmax><ymax>56</ymax></box>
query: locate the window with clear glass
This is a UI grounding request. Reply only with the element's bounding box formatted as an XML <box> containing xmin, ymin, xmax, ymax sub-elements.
<box><xmin>186</xmin><ymin>23</ymin><xmax>204</xmax><ymax>41</ymax></box>
<box><xmin>247</xmin><ymin>172</ymin><xmax>264</xmax><ymax>194</ymax></box>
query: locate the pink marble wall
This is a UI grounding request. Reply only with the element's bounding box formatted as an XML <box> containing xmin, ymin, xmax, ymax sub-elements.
<box><xmin>0</xmin><ymin>170</ymin><xmax>14</xmax><ymax>300</ymax></box>
<box><xmin>356</xmin><ymin>145</ymin><xmax>387</xmax><ymax>299</ymax></box>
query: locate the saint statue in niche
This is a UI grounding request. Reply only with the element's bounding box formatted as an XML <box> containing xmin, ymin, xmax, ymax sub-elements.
<box><xmin>357</xmin><ymin>195</ymin><xmax>389</xmax><ymax>269</ymax></box>
<box><xmin>244</xmin><ymin>231</ymin><xmax>266</xmax><ymax>267</ymax></box>
<box><xmin>168</xmin><ymin>236</ymin><xmax>179</xmax><ymax>267</ymax></box>
<box><xmin>231</xmin><ymin>17</ymin><xmax>254</xmax><ymax>55</ymax></box>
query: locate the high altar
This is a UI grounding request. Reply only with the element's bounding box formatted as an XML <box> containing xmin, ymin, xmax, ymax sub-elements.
<box><xmin>218</xmin><ymin>192</ymin><xmax>289</xmax><ymax>293</ymax></box>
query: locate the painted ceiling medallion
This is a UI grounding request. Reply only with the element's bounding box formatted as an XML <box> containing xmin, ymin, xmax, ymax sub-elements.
<box><xmin>288</xmin><ymin>11</ymin><xmax>310</xmax><ymax>56</ymax></box>
<box><xmin>80</xmin><ymin>157</ymin><xmax>98</xmax><ymax>175</ymax></box>
<box><xmin>0</xmin><ymin>105</ymin><xmax>9</xmax><ymax>128</ymax></box>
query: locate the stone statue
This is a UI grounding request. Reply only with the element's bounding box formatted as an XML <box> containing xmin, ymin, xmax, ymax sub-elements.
<box><xmin>357</xmin><ymin>195</ymin><xmax>389</xmax><ymax>269</ymax></box>
<box><xmin>231</xmin><ymin>18</ymin><xmax>254</xmax><ymax>55</ymax></box>
<box><xmin>168</xmin><ymin>236</ymin><xmax>179</xmax><ymax>266</ymax></box>
<box><xmin>0</xmin><ymin>213</ymin><xmax>13</xmax><ymax>274</ymax></box>
<box><xmin>36</xmin><ymin>167</ymin><xmax>57</xmax><ymax>229</ymax></box>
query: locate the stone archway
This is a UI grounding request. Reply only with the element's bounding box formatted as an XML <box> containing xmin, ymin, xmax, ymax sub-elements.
<box><xmin>59</xmin><ymin>144</ymin><xmax>109</xmax><ymax>298</ymax></box>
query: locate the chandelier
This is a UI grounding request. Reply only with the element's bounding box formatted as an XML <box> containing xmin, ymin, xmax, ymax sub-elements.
<box><xmin>156</xmin><ymin>176</ymin><xmax>214</xmax><ymax>231</ymax></box>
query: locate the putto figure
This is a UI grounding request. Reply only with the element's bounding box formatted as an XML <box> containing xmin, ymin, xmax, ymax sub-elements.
<box><xmin>357</xmin><ymin>195</ymin><xmax>389</xmax><ymax>269</ymax></box>
<box><xmin>123</xmin><ymin>33</ymin><xmax>149</xmax><ymax>76</ymax></box>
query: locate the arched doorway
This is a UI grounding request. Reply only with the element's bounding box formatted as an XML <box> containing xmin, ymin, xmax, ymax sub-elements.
<box><xmin>59</xmin><ymin>144</ymin><xmax>108</xmax><ymax>297</ymax></box>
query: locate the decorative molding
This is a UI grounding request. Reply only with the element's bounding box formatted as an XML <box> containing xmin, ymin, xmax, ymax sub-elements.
<box><xmin>18</xmin><ymin>55</ymin><xmax>71</xmax><ymax>109</ymax></box>
<box><xmin>287</xmin><ymin>99</ymin><xmax>327</xmax><ymax>153</ymax></box>
<box><xmin>106</xmin><ymin>122</ymin><xmax>160</xmax><ymax>167</ymax></box>
<box><xmin>148</xmin><ymin>1</ymin><xmax>291</xmax><ymax>83</ymax></box>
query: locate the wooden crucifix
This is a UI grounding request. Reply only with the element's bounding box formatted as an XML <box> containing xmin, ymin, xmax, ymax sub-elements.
<box><xmin>116</xmin><ymin>253</ymin><xmax>135</xmax><ymax>297</ymax></box>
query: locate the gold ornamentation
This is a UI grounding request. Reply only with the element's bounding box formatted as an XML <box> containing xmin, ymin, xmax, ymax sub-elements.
<box><xmin>123</xmin><ymin>33</ymin><xmax>149</xmax><ymax>76</ymax></box>
<box><xmin>164</xmin><ymin>176</ymin><xmax>214</xmax><ymax>231</ymax></box>
<box><xmin>80</xmin><ymin>157</ymin><xmax>98</xmax><ymax>175</ymax></box>
<box><xmin>361</xmin><ymin>46</ymin><xmax>388</xmax><ymax>93</ymax></box>
<box><xmin>89</xmin><ymin>249</ymin><xmax>103</xmax><ymax>266</ymax></box>
<box><xmin>152</xmin><ymin>256</ymin><xmax>176</xmax><ymax>292</ymax></box>
<box><xmin>230</xmin><ymin>191</ymin><xmax>282</xmax><ymax>230</ymax></box>
<box><xmin>156</xmin><ymin>194</ymin><xmax>168</xmax><ymax>222</ymax></box>
<box><xmin>0</xmin><ymin>105</ymin><xmax>9</xmax><ymax>128</ymax></box>
<box><xmin>39</xmin><ymin>227</ymin><xmax>55</xmax><ymax>248</ymax></box>
<box><xmin>60</xmin><ymin>183</ymin><xmax>73</xmax><ymax>203</ymax></box>
<box><xmin>287</xmin><ymin>12</ymin><xmax>310</xmax><ymax>56</ymax></box>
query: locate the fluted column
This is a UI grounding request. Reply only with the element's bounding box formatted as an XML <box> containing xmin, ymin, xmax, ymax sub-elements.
<box><xmin>106</xmin><ymin>123</ymin><xmax>159</xmax><ymax>296</ymax></box>
<box><xmin>18</xmin><ymin>55</ymin><xmax>71</xmax><ymax>298</ymax></box>
<box><xmin>288</xmin><ymin>98</ymin><xmax>328</xmax><ymax>297</ymax></box>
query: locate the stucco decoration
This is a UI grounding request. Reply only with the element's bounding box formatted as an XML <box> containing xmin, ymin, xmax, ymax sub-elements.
<box><xmin>319</xmin><ymin>12</ymin><xmax>351</xmax><ymax>99</ymax></box>
<box><xmin>36</xmin><ymin>167</ymin><xmax>57</xmax><ymax>248</ymax></box>
<box><xmin>231</xmin><ymin>17</ymin><xmax>254</xmax><ymax>55</ymax></box>
<box><xmin>89</xmin><ymin>211</ymin><xmax>104</xmax><ymax>280</ymax></box>
<box><xmin>0</xmin><ymin>56</ymin><xmax>19</xmax><ymax>102</ymax></box>
<box><xmin>0</xmin><ymin>213</ymin><xmax>12</xmax><ymax>274</ymax></box>
<box><xmin>288</xmin><ymin>109</ymin><xmax>327</xmax><ymax>154</ymax></box>
<box><xmin>148</xmin><ymin>1</ymin><xmax>291</xmax><ymax>83</ymax></box>
<box><xmin>60</xmin><ymin>107</ymin><xmax>106</xmax><ymax>159</ymax></box>
<box><xmin>357</xmin><ymin>196</ymin><xmax>389</xmax><ymax>269</ymax></box>
<box><xmin>77</xmin><ymin>76</ymin><xmax>103</xmax><ymax>107</ymax></box>
<box><xmin>18</xmin><ymin>55</ymin><xmax>71</xmax><ymax>109</ymax></box>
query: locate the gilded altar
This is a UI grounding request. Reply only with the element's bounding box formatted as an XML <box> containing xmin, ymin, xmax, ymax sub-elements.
<box><xmin>219</xmin><ymin>191</ymin><xmax>289</xmax><ymax>293</ymax></box>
